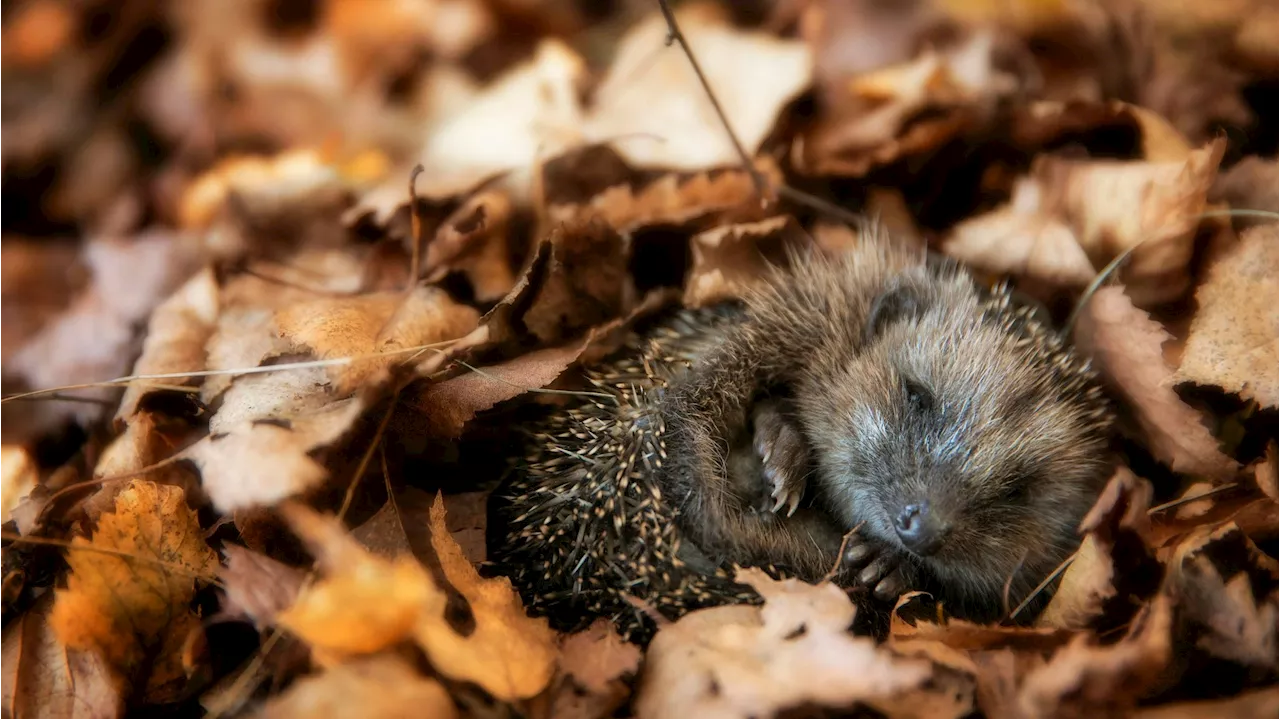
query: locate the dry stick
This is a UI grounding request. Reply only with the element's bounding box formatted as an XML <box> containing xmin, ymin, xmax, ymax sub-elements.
<box><xmin>407</xmin><ymin>164</ymin><xmax>427</xmax><ymax>290</ymax></box>
<box><xmin>337</xmin><ymin>386</ymin><xmax>402</xmax><ymax>522</ymax></box>
<box><xmin>654</xmin><ymin>0</ymin><xmax>871</xmax><ymax>229</ymax></box>
<box><xmin>823</xmin><ymin>522</ymin><xmax>865</xmax><ymax>583</ymax></box>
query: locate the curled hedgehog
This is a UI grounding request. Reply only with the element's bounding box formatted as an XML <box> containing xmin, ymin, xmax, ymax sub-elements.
<box><xmin>490</xmin><ymin>230</ymin><xmax>1115</xmax><ymax>639</ymax></box>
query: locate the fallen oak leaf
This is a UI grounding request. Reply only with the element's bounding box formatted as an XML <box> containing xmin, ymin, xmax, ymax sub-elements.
<box><xmin>1074</xmin><ymin>286</ymin><xmax>1238</xmax><ymax>481</ymax></box>
<box><xmin>252</xmin><ymin>654</ymin><xmax>458</xmax><ymax>719</ymax></box>
<box><xmin>421</xmin><ymin>189</ymin><xmax>516</xmax><ymax>303</ymax></box>
<box><xmin>49</xmin><ymin>480</ymin><xmax>218</xmax><ymax>703</ymax></box>
<box><xmin>1174</xmin><ymin>224</ymin><xmax>1279</xmax><ymax>409</ymax></box>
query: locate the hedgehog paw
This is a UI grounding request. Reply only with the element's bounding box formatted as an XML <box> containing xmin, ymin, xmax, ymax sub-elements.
<box><xmin>843</xmin><ymin>537</ymin><xmax>909</xmax><ymax>601</ymax></box>
<box><xmin>752</xmin><ymin>400</ymin><xmax>808</xmax><ymax>517</ymax></box>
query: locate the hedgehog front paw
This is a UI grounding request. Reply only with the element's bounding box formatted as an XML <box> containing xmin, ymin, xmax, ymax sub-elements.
<box><xmin>843</xmin><ymin>536</ymin><xmax>909</xmax><ymax>602</ymax></box>
<box><xmin>751</xmin><ymin>399</ymin><xmax>809</xmax><ymax>517</ymax></box>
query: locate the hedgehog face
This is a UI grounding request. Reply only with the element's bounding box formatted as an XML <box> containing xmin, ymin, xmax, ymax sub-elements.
<box><xmin>799</xmin><ymin>282</ymin><xmax>1114</xmax><ymax>608</ymax></box>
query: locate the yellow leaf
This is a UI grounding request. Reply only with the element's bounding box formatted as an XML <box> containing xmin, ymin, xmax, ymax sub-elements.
<box><xmin>49</xmin><ymin>480</ymin><xmax>218</xmax><ymax>700</ymax></box>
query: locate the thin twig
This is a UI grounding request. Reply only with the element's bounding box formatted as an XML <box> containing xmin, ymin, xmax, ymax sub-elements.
<box><xmin>655</xmin><ymin>0</ymin><xmax>769</xmax><ymax>201</ymax></box>
<box><xmin>407</xmin><ymin>164</ymin><xmax>426</xmax><ymax>290</ymax></box>
<box><xmin>1008</xmin><ymin>549</ymin><xmax>1078</xmax><ymax>621</ymax></box>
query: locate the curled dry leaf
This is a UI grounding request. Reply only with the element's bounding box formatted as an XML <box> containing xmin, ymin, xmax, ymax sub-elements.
<box><xmin>278</xmin><ymin>499</ymin><xmax>557</xmax><ymax>701</ymax></box>
<box><xmin>422</xmin><ymin>190</ymin><xmax>516</xmax><ymax>303</ymax></box>
<box><xmin>796</xmin><ymin>31</ymin><xmax>1015</xmax><ymax>177</ymax></box>
<box><xmin>684</xmin><ymin>216</ymin><xmax>810</xmax><ymax>307</ymax></box>
<box><xmin>1174</xmin><ymin>224</ymin><xmax>1279</xmax><ymax>409</ymax></box>
<box><xmin>1018</xmin><ymin>594</ymin><xmax>1174</xmax><ymax>717</ymax></box>
<box><xmin>253</xmin><ymin>654</ymin><xmax>457</xmax><ymax>719</ymax></box>
<box><xmin>635</xmin><ymin>568</ymin><xmax>943</xmax><ymax>719</ymax></box>
<box><xmin>583</xmin><ymin>3</ymin><xmax>810</xmax><ymax>171</ymax></box>
<box><xmin>1074</xmin><ymin>286</ymin><xmax>1238</xmax><ymax>481</ymax></box>
<box><xmin>947</xmin><ymin>115</ymin><xmax>1226</xmax><ymax>305</ymax></box>
<box><xmin>1210</xmin><ymin>156</ymin><xmax>1278</xmax><ymax>216</ymax></box>
<box><xmin>219</xmin><ymin>545</ymin><xmax>306</xmax><ymax>627</ymax></box>
<box><xmin>545</xmin><ymin>155</ymin><xmax>783</xmax><ymax>234</ymax></box>
<box><xmin>116</xmin><ymin>268</ymin><xmax>221</xmax><ymax>420</ymax></box>
<box><xmin>49</xmin><ymin>480</ymin><xmax>218</xmax><ymax>703</ymax></box>
<box><xmin>1037</xmin><ymin>467</ymin><xmax>1153</xmax><ymax>630</ymax></box>
<box><xmin>2</xmin><ymin>594</ymin><xmax>125</xmax><ymax>719</ymax></box>
<box><xmin>1165</xmin><ymin>523</ymin><xmax>1278</xmax><ymax>671</ymax></box>
<box><xmin>185</xmin><ymin>397</ymin><xmax>367</xmax><ymax>512</ymax></box>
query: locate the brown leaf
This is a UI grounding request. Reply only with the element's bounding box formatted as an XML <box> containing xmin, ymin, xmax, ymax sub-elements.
<box><xmin>796</xmin><ymin>32</ymin><xmax>1014</xmax><ymax>176</ymax></box>
<box><xmin>544</xmin><ymin>619</ymin><xmax>642</xmax><ymax>719</ymax></box>
<box><xmin>1018</xmin><ymin>594</ymin><xmax>1174</xmax><ymax>716</ymax></box>
<box><xmin>49</xmin><ymin>480</ymin><xmax>218</xmax><ymax>702</ymax></box>
<box><xmin>274</xmin><ymin>287</ymin><xmax>481</xmax><ymax>395</ymax></box>
<box><xmin>543</xmin><ymin>146</ymin><xmax>783</xmax><ymax>235</ymax></box>
<box><xmin>1037</xmin><ymin>467</ymin><xmax>1153</xmax><ymax>630</ymax></box>
<box><xmin>185</xmin><ymin>397</ymin><xmax>367</xmax><ymax>512</ymax></box>
<box><xmin>1166</xmin><ymin>523</ymin><xmax>1278</xmax><ymax>671</ymax></box>
<box><xmin>252</xmin><ymin>654</ymin><xmax>457</xmax><ymax>719</ymax></box>
<box><xmin>1074</xmin><ymin>286</ymin><xmax>1238</xmax><ymax>481</ymax></box>
<box><xmin>178</xmin><ymin>149</ymin><xmax>348</xmax><ymax>231</ymax></box>
<box><xmin>1</xmin><ymin>445</ymin><xmax>38</xmax><ymax>524</ymax></box>
<box><xmin>1174</xmin><ymin>224</ymin><xmax>1279</xmax><ymax>408</ymax></box>
<box><xmin>116</xmin><ymin>268</ymin><xmax>220</xmax><ymax>420</ymax></box>
<box><xmin>422</xmin><ymin>190</ymin><xmax>516</xmax><ymax>303</ymax></box>
<box><xmin>219</xmin><ymin>545</ymin><xmax>306</xmax><ymax>627</ymax></box>
<box><xmin>413</xmin><ymin>493</ymin><xmax>558</xmax><ymax>700</ymax></box>
<box><xmin>2</xmin><ymin>594</ymin><xmax>125</xmax><ymax>719</ymax></box>
<box><xmin>410</xmin><ymin>342</ymin><xmax>585</xmax><ymax>438</ymax></box>
<box><xmin>279</xmin><ymin>499</ymin><xmax>557</xmax><ymax>700</ymax></box>
<box><xmin>891</xmin><ymin>593</ymin><xmax>1071</xmax><ymax>653</ymax></box>
<box><xmin>583</xmin><ymin>4</ymin><xmax>810</xmax><ymax>171</ymax></box>
<box><xmin>1255</xmin><ymin>445</ymin><xmax>1277</xmax><ymax>502</ymax></box>
<box><xmin>636</xmin><ymin>568</ymin><xmax>945</xmax><ymax>719</ymax></box>
<box><xmin>2</xmin><ymin>232</ymin><xmax>200</xmax><ymax>442</ymax></box>
<box><xmin>684</xmin><ymin>216</ymin><xmax>810</xmax><ymax>307</ymax></box>
<box><xmin>418</xmin><ymin>39</ymin><xmax>585</xmax><ymax>195</ymax></box>
<box><xmin>1210</xmin><ymin>156</ymin><xmax>1279</xmax><ymax>216</ymax></box>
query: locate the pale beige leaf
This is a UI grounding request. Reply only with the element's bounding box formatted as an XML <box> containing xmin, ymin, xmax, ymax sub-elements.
<box><xmin>253</xmin><ymin>654</ymin><xmax>457</xmax><ymax>719</ymax></box>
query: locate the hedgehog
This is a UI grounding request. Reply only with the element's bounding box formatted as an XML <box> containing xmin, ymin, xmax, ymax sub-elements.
<box><xmin>490</xmin><ymin>232</ymin><xmax>1115</xmax><ymax>639</ymax></box>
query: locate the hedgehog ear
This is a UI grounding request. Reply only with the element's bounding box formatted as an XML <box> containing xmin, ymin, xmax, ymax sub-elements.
<box><xmin>865</xmin><ymin>282</ymin><xmax>931</xmax><ymax>343</ymax></box>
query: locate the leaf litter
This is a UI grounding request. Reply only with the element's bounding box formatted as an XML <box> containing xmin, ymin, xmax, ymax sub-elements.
<box><xmin>0</xmin><ymin>0</ymin><xmax>1275</xmax><ymax>717</ymax></box>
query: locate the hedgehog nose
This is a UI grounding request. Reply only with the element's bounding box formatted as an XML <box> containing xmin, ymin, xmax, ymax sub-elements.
<box><xmin>894</xmin><ymin>502</ymin><xmax>945</xmax><ymax>556</ymax></box>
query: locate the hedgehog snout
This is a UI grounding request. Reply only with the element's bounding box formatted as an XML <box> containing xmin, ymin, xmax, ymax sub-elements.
<box><xmin>892</xmin><ymin>500</ymin><xmax>948</xmax><ymax>556</ymax></box>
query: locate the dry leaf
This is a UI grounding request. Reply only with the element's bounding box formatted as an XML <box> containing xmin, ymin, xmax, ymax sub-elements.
<box><xmin>116</xmin><ymin>268</ymin><xmax>220</xmax><ymax>420</ymax></box>
<box><xmin>1038</xmin><ymin>467</ymin><xmax>1153</xmax><ymax>630</ymax></box>
<box><xmin>1075</xmin><ymin>286</ymin><xmax>1238</xmax><ymax>481</ymax></box>
<box><xmin>253</xmin><ymin>654</ymin><xmax>457</xmax><ymax>719</ymax></box>
<box><xmin>219</xmin><ymin>545</ymin><xmax>306</xmax><ymax>627</ymax></box>
<box><xmin>1132</xmin><ymin>686</ymin><xmax>1279</xmax><ymax>719</ymax></box>
<box><xmin>185</xmin><ymin>397</ymin><xmax>367</xmax><ymax>512</ymax></box>
<box><xmin>1175</xmin><ymin>224</ymin><xmax>1279</xmax><ymax>408</ymax></box>
<box><xmin>636</xmin><ymin>568</ymin><xmax>943</xmax><ymax>719</ymax></box>
<box><xmin>2</xmin><ymin>594</ymin><xmax>125</xmax><ymax>719</ymax></box>
<box><xmin>49</xmin><ymin>480</ymin><xmax>218</xmax><ymax>702</ymax></box>
<box><xmin>1018</xmin><ymin>594</ymin><xmax>1174</xmax><ymax>716</ymax></box>
<box><xmin>418</xmin><ymin>39</ymin><xmax>585</xmax><ymax>194</ymax></box>
<box><xmin>1210</xmin><ymin>156</ymin><xmax>1279</xmax><ymax>216</ymax></box>
<box><xmin>685</xmin><ymin>216</ymin><xmax>809</xmax><ymax>307</ymax></box>
<box><xmin>274</xmin><ymin>287</ymin><xmax>481</xmax><ymax>394</ymax></box>
<box><xmin>413</xmin><ymin>493</ymin><xmax>558</xmax><ymax>701</ymax></box>
<box><xmin>584</xmin><ymin>4</ymin><xmax>811</xmax><ymax>171</ymax></box>
<box><xmin>179</xmin><ymin>149</ymin><xmax>347</xmax><ymax>230</ymax></box>
<box><xmin>279</xmin><ymin>500</ymin><xmax>557</xmax><ymax>701</ymax></box>
<box><xmin>422</xmin><ymin>190</ymin><xmax>516</xmax><ymax>302</ymax></box>
<box><xmin>1</xmin><ymin>445</ymin><xmax>38</xmax><ymax>523</ymax></box>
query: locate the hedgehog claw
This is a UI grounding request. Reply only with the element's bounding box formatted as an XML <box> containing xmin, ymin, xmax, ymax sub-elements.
<box><xmin>753</xmin><ymin>400</ymin><xmax>810</xmax><ymax>516</ymax></box>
